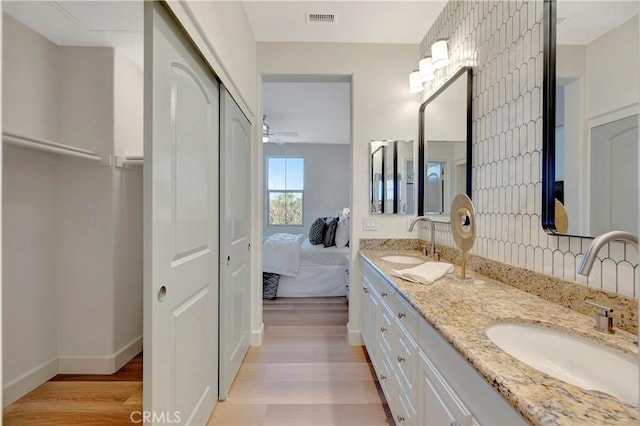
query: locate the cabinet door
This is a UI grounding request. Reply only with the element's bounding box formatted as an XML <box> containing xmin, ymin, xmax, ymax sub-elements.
<box><xmin>362</xmin><ymin>277</ymin><xmax>371</xmax><ymax>346</ymax></box>
<box><xmin>419</xmin><ymin>351</ymin><xmax>474</xmax><ymax>426</ymax></box>
<box><xmin>368</xmin><ymin>287</ymin><xmax>381</xmax><ymax>369</ymax></box>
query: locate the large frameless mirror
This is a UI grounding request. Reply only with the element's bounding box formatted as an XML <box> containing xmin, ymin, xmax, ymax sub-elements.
<box><xmin>543</xmin><ymin>0</ymin><xmax>639</xmax><ymax>236</ymax></box>
<box><xmin>418</xmin><ymin>67</ymin><xmax>473</xmax><ymax>221</ymax></box>
<box><xmin>369</xmin><ymin>140</ymin><xmax>415</xmax><ymax>214</ymax></box>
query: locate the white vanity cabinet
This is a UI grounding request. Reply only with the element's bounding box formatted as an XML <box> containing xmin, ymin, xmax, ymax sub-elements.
<box><xmin>360</xmin><ymin>256</ymin><xmax>526</xmax><ymax>426</ymax></box>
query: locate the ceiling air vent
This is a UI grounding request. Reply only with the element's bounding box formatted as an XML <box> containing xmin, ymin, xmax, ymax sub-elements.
<box><xmin>307</xmin><ymin>12</ymin><xmax>336</xmax><ymax>24</ymax></box>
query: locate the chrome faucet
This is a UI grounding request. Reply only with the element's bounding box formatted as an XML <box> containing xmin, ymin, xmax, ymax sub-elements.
<box><xmin>584</xmin><ymin>300</ymin><xmax>614</xmax><ymax>334</ymax></box>
<box><xmin>577</xmin><ymin>231</ymin><xmax>638</xmax><ymax>334</ymax></box>
<box><xmin>408</xmin><ymin>216</ymin><xmax>439</xmax><ymax>261</ymax></box>
<box><xmin>577</xmin><ymin>230</ymin><xmax>639</xmax><ymax>275</ymax></box>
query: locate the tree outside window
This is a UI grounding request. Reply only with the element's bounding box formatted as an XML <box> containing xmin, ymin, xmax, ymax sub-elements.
<box><xmin>268</xmin><ymin>157</ymin><xmax>304</xmax><ymax>225</ymax></box>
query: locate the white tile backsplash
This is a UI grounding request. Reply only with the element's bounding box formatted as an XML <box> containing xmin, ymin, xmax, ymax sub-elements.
<box><xmin>420</xmin><ymin>0</ymin><xmax>637</xmax><ymax>297</ymax></box>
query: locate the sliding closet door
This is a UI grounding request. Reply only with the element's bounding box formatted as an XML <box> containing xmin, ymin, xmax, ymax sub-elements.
<box><xmin>219</xmin><ymin>87</ymin><xmax>251</xmax><ymax>399</ymax></box>
<box><xmin>143</xmin><ymin>3</ymin><xmax>219</xmax><ymax>424</ymax></box>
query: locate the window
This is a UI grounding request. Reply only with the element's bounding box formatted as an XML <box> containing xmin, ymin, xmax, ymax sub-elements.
<box><xmin>267</xmin><ymin>157</ymin><xmax>304</xmax><ymax>225</ymax></box>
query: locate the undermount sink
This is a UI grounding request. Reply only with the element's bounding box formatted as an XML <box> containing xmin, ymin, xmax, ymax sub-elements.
<box><xmin>380</xmin><ymin>255</ymin><xmax>424</xmax><ymax>265</ymax></box>
<box><xmin>486</xmin><ymin>322</ymin><xmax>639</xmax><ymax>405</ymax></box>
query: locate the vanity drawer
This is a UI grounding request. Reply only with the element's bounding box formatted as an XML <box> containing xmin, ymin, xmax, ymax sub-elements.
<box><xmin>379</xmin><ymin>308</ymin><xmax>395</xmax><ymax>359</ymax></box>
<box><xmin>395</xmin><ymin>323</ymin><xmax>419</xmax><ymax>409</ymax></box>
<box><xmin>391</xmin><ymin>293</ymin><xmax>419</xmax><ymax>340</ymax></box>
<box><xmin>379</xmin><ymin>351</ymin><xmax>395</xmax><ymax>404</ymax></box>
<box><xmin>394</xmin><ymin>386</ymin><xmax>418</xmax><ymax>426</ymax></box>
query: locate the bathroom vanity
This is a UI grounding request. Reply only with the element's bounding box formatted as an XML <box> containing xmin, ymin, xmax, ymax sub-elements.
<box><xmin>359</xmin><ymin>249</ymin><xmax>639</xmax><ymax>425</ymax></box>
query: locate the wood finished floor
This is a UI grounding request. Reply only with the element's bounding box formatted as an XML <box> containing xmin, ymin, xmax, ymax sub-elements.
<box><xmin>3</xmin><ymin>353</ymin><xmax>143</xmax><ymax>425</ymax></box>
<box><xmin>3</xmin><ymin>298</ymin><xmax>391</xmax><ymax>425</ymax></box>
<box><xmin>208</xmin><ymin>297</ymin><xmax>393</xmax><ymax>426</ymax></box>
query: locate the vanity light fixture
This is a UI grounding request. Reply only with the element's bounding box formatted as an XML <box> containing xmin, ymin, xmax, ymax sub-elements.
<box><xmin>419</xmin><ymin>56</ymin><xmax>435</xmax><ymax>82</ymax></box>
<box><xmin>409</xmin><ymin>69</ymin><xmax>423</xmax><ymax>93</ymax></box>
<box><xmin>431</xmin><ymin>39</ymin><xmax>450</xmax><ymax>69</ymax></box>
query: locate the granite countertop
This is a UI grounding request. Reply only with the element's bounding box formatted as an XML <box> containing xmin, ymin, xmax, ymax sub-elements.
<box><xmin>359</xmin><ymin>249</ymin><xmax>639</xmax><ymax>425</ymax></box>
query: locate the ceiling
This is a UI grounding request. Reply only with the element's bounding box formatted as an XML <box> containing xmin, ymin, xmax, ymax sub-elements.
<box><xmin>2</xmin><ymin>1</ymin><xmax>143</xmax><ymax>69</ymax></box>
<box><xmin>557</xmin><ymin>0</ymin><xmax>638</xmax><ymax>45</ymax></box>
<box><xmin>263</xmin><ymin>81</ymin><xmax>351</xmax><ymax>144</ymax></box>
<box><xmin>242</xmin><ymin>1</ymin><xmax>447</xmax><ymax>44</ymax></box>
<box><xmin>7</xmin><ymin>1</ymin><xmax>636</xmax><ymax>146</ymax></box>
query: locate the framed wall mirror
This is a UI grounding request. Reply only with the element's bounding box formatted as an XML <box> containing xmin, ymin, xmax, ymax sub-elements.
<box><xmin>543</xmin><ymin>0</ymin><xmax>639</xmax><ymax>236</ymax></box>
<box><xmin>418</xmin><ymin>67</ymin><xmax>473</xmax><ymax>220</ymax></box>
<box><xmin>369</xmin><ymin>140</ymin><xmax>415</xmax><ymax>214</ymax></box>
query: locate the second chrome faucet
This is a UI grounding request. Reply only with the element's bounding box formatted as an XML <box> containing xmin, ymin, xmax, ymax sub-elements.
<box><xmin>408</xmin><ymin>216</ymin><xmax>439</xmax><ymax>261</ymax></box>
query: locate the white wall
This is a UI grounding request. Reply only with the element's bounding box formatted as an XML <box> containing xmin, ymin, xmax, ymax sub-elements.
<box><xmin>112</xmin><ymin>168</ymin><xmax>143</xmax><ymax>356</ymax></box>
<box><xmin>2</xmin><ymin>148</ymin><xmax>59</xmax><ymax>401</ymax></box>
<box><xmin>2</xmin><ymin>13</ymin><xmax>59</xmax><ymax>141</ymax></box>
<box><xmin>57</xmin><ymin>167</ymin><xmax>115</xmax><ymax>359</ymax></box>
<box><xmin>58</xmin><ymin>47</ymin><xmax>114</xmax><ymax>159</ymax></box>
<box><xmin>2</xmin><ymin>16</ymin><xmax>143</xmax><ymax>402</ymax></box>
<box><xmin>263</xmin><ymin>143</ymin><xmax>350</xmax><ymax>237</ymax></box>
<box><xmin>586</xmin><ymin>16</ymin><xmax>639</xmax><ymax>120</ymax></box>
<box><xmin>257</xmin><ymin>42</ymin><xmax>420</xmax><ymax>342</ymax></box>
<box><xmin>2</xmin><ymin>15</ymin><xmax>61</xmax><ymax>402</ymax></box>
<box><xmin>114</xmin><ymin>51</ymin><xmax>144</xmax><ymax>157</ymax></box>
<box><xmin>112</xmin><ymin>52</ymin><xmax>144</xmax><ymax>353</ymax></box>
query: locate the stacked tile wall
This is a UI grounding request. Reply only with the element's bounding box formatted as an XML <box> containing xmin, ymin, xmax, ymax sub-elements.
<box><xmin>419</xmin><ymin>0</ymin><xmax>637</xmax><ymax>297</ymax></box>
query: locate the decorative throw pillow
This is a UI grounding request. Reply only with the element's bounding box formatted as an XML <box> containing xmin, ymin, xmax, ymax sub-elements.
<box><xmin>335</xmin><ymin>215</ymin><xmax>349</xmax><ymax>248</ymax></box>
<box><xmin>309</xmin><ymin>217</ymin><xmax>326</xmax><ymax>245</ymax></box>
<box><xmin>322</xmin><ymin>217</ymin><xmax>339</xmax><ymax>247</ymax></box>
<box><xmin>263</xmin><ymin>272</ymin><xmax>280</xmax><ymax>300</ymax></box>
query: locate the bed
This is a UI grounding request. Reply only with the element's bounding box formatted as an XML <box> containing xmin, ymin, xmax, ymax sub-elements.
<box><xmin>263</xmin><ymin>234</ymin><xmax>350</xmax><ymax>297</ymax></box>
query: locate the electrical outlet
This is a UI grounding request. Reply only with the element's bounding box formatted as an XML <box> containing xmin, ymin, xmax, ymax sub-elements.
<box><xmin>363</xmin><ymin>217</ymin><xmax>377</xmax><ymax>231</ymax></box>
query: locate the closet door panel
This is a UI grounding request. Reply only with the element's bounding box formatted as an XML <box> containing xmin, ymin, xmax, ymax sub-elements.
<box><xmin>144</xmin><ymin>3</ymin><xmax>219</xmax><ymax>424</ymax></box>
<box><xmin>219</xmin><ymin>87</ymin><xmax>252</xmax><ymax>399</ymax></box>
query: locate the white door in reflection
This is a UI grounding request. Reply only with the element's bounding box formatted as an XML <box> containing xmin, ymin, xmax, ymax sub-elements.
<box><xmin>426</xmin><ymin>161</ymin><xmax>445</xmax><ymax>214</ymax></box>
<box><xmin>590</xmin><ymin>114</ymin><xmax>639</xmax><ymax>236</ymax></box>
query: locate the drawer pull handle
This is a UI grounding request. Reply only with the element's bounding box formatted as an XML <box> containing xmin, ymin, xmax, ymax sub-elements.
<box><xmin>380</xmin><ymin>374</ymin><xmax>386</xmax><ymax>381</ymax></box>
<box><xmin>397</xmin><ymin>355</ymin><xmax>405</xmax><ymax>363</ymax></box>
<box><xmin>381</xmin><ymin>292</ymin><xmax>388</xmax><ymax>297</ymax></box>
<box><xmin>397</xmin><ymin>415</ymin><xmax>405</xmax><ymax>423</ymax></box>
<box><xmin>398</xmin><ymin>312</ymin><xmax>406</xmax><ymax>319</ymax></box>
<box><xmin>363</xmin><ymin>286</ymin><xmax>369</xmax><ymax>294</ymax></box>
<box><xmin>380</xmin><ymin>327</ymin><xmax>387</xmax><ymax>333</ymax></box>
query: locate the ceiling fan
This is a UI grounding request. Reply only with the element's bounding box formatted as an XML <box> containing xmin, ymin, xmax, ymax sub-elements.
<box><xmin>262</xmin><ymin>115</ymin><xmax>298</xmax><ymax>145</ymax></box>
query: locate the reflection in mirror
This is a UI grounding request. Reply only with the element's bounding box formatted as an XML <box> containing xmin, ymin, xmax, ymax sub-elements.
<box><xmin>418</xmin><ymin>67</ymin><xmax>472</xmax><ymax>221</ymax></box>
<box><xmin>369</xmin><ymin>140</ymin><xmax>415</xmax><ymax>214</ymax></box>
<box><xmin>371</xmin><ymin>145</ymin><xmax>385</xmax><ymax>213</ymax></box>
<box><xmin>544</xmin><ymin>0</ymin><xmax>639</xmax><ymax>236</ymax></box>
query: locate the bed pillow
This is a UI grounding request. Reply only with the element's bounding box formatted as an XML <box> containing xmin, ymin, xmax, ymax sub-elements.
<box><xmin>322</xmin><ymin>217</ymin><xmax>339</xmax><ymax>247</ymax></box>
<box><xmin>309</xmin><ymin>218</ymin><xmax>326</xmax><ymax>245</ymax></box>
<box><xmin>263</xmin><ymin>272</ymin><xmax>280</xmax><ymax>300</ymax></box>
<box><xmin>335</xmin><ymin>215</ymin><xmax>349</xmax><ymax>248</ymax></box>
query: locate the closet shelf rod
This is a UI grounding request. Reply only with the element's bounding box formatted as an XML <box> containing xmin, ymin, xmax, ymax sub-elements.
<box><xmin>2</xmin><ymin>132</ymin><xmax>102</xmax><ymax>162</ymax></box>
<box><xmin>115</xmin><ymin>155</ymin><xmax>143</xmax><ymax>168</ymax></box>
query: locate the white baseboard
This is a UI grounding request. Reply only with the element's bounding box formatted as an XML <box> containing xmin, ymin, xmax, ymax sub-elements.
<box><xmin>347</xmin><ymin>322</ymin><xmax>362</xmax><ymax>346</ymax></box>
<box><xmin>3</xmin><ymin>357</ymin><xmax>58</xmax><ymax>407</ymax></box>
<box><xmin>59</xmin><ymin>335</ymin><xmax>143</xmax><ymax>375</ymax></box>
<box><xmin>114</xmin><ymin>336</ymin><xmax>144</xmax><ymax>371</ymax></box>
<box><xmin>250</xmin><ymin>323</ymin><xmax>264</xmax><ymax>346</ymax></box>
